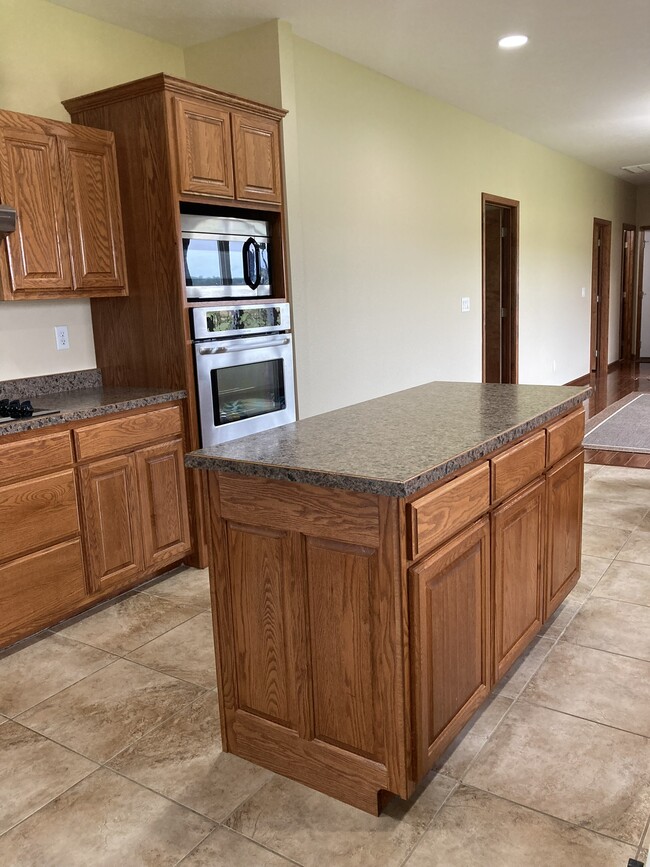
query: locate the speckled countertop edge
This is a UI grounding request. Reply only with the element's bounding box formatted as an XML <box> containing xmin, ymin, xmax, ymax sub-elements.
<box><xmin>0</xmin><ymin>388</ymin><xmax>187</xmax><ymax>437</ymax></box>
<box><xmin>185</xmin><ymin>388</ymin><xmax>591</xmax><ymax>497</ymax></box>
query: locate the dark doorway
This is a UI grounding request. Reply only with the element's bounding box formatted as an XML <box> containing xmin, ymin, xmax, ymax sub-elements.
<box><xmin>619</xmin><ymin>224</ymin><xmax>636</xmax><ymax>362</ymax></box>
<box><xmin>482</xmin><ymin>194</ymin><xmax>518</xmax><ymax>384</ymax></box>
<box><xmin>590</xmin><ymin>218</ymin><xmax>611</xmax><ymax>376</ymax></box>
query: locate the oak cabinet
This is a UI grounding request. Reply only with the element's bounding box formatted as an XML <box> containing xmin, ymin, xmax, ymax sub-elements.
<box><xmin>136</xmin><ymin>438</ymin><xmax>191</xmax><ymax>569</ymax></box>
<box><xmin>545</xmin><ymin>449</ymin><xmax>584</xmax><ymax>617</ymax></box>
<box><xmin>492</xmin><ymin>478</ymin><xmax>546</xmax><ymax>680</ymax></box>
<box><xmin>79</xmin><ymin>454</ymin><xmax>144</xmax><ymax>593</ymax></box>
<box><xmin>0</xmin><ymin>109</ymin><xmax>127</xmax><ymax>300</ymax></box>
<box><xmin>174</xmin><ymin>98</ymin><xmax>235</xmax><ymax>198</ymax></box>
<box><xmin>0</xmin><ymin>402</ymin><xmax>191</xmax><ymax>649</ymax></box>
<box><xmin>410</xmin><ymin>518</ymin><xmax>491</xmax><ymax>778</ymax></box>
<box><xmin>174</xmin><ymin>97</ymin><xmax>282</xmax><ymax>203</ymax></box>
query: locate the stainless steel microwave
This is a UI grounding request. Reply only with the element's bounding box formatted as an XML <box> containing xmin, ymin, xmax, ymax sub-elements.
<box><xmin>181</xmin><ymin>214</ymin><xmax>272</xmax><ymax>301</ymax></box>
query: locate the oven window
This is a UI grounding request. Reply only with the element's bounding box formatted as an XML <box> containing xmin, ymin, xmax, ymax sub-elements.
<box><xmin>211</xmin><ymin>360</ymin><xmax>286</xmax><ymax>425</ymax></box>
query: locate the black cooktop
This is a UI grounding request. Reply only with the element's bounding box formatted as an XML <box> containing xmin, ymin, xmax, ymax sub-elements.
<box><xmin>0</xmin><ymin>398</ymin><xmax>60</xmax><ymax>424</ymax></box>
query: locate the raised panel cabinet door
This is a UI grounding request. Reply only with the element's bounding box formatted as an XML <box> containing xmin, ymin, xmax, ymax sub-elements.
<box><xmin>0</xmin><ymin>127</ymin><xmax>72</xmax><ymax>296</ymax></box>
<box><xmin>546</xmin><ymin>450</ymin><xmax>584</xmax><ymax>618</ymax></box>
<box><xmin>174</xmin><ymin>98</ymin><xmax>235</xmax><ymax>197</ymax></box>
<box><xmin>410</xmin><ymin>518</ymin><xmax>491</xmax><ymax>779</ymax></box>
<box><xmin>58</xmin><ymin>135</ymin><xmax>127</xmax><ymax>293</ymax></box>
<box><xmin>79</xmin><ymin>454</ymin><xmax>144</xmax><ymax>593</ymax></box>
<box><xmin>492</xmin><ymin>477</ymin><xmax>546</xmax><ymax>681</ymax></box>
<box><xmin>232</xmin><ymin>112</ymin><xmax>282</xmax><ymax>203</ymax></box>
<box><xmin>136</xmin><ymin>438</ymin><xmax>191</xmax><ymax>569</ymax></box>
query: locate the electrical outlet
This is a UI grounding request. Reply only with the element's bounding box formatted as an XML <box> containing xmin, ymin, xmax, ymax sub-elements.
<box><xmin>581</xmin><ymin>287</ymin><xmax>586</xmax><ymax>298</ymax></box>
<box><xmin>461</xmin><ymin>297</ymin><xmax>470</xmax><ymax>313</ymax></box>
<box><xmin>553</xmin><ymin>360</ymin><xmax>557</xmax><ymax>372</ymax></box>
<box><xmin>55</xmin><ymin>325</ymin><xmax>69</xmax><ymax>351</ymax></box>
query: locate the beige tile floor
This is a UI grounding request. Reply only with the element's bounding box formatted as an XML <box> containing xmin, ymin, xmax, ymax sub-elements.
<box><xmin>0</xmin><ymin>464</ymin><xmax>648</xmax><ymax>865</ymax></box>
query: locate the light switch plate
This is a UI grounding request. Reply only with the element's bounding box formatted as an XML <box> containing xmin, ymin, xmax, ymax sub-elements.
<box><xmin>461</xmin><ymin>297</ymin><xmax>470</xmax><ymax>313</ymax></box>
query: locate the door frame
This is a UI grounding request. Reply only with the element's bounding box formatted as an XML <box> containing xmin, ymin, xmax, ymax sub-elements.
<box><xmin>619</xmin><ymin>223</ymin><xmax>636</xmax><ymax>362</ymax></box>
<box><xmin>481</xmin><ymin>193</ymin><xmax>519</xmax><ymax>383</ymax></box>
<box><xmin>590</xmin><ymin>218</ymin><xmax>611</xmax><ymax>376</ymax></box>
<box><xmin>636</xmin><ymin>226</ymin><xmax>650</xmax><ymax>359</ymax></box>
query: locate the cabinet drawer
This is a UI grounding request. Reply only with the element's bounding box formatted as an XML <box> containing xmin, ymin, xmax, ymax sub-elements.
<box><xmin>0</xmin><ymin>430</ymin><xmax>73</xmax><ymax>486</ymax></box>
<box><xmin>491</xmin><ymin>430</ymin><xmax>546</xmax><ymax>503</ymax></box>
<box><xmin>546</xmin><ymin>408</ymin><xmax>585</xmax><ymax>466</ymax></box>
<box><xmin>74</xmin><ymin>405</ymin><xmax>182</xmax><ymax>461</ymax></box>
<box><xmin>408</xmin><ymin>463</ymin><xmax>490</xmax><ymax>559</ymax></box>
<box><xmin>0</xmin><ymin>469</ymin><xmax>79</xmax><ymax>562</ymax></box>
<box><xmin>0</xmin><ymin>539</ymin><xmax>87</xmax><ymax>648</ymax></box>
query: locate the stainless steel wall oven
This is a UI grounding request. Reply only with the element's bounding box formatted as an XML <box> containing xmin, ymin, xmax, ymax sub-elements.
<box><xmin>192</xmin><ymin>303</ymin><xmax>295</xmax><ymax>446</ymax></box>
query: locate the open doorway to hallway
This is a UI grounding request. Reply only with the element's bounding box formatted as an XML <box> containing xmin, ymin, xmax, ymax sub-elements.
<box><xmin>482</xmin><ymin>194</ymin><xmax>518</xmax><ymax>384</ymax></box>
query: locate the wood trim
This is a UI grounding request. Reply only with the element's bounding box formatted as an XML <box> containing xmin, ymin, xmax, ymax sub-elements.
<box><xmin>636</xmin><ymin>225</ymin><xmax>650</xmax><ymax>358</ymax></box>
<box><xmin>619</xmin><ymin>224</ymin><xmax>636</xmax><ymax>361</ymax></box>
<box><xmin>481</xmin><ymin>193</ymin><xmax>519</xmax><ymax>384</ymax></box>
<box><xmin>63</xmin><ymin>73</ymin><xmax>287</xmax><ymax>121</ymax></box>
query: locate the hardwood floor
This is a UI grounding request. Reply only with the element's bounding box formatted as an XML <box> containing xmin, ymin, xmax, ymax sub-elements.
<box><xmin>581</xmin><ymin>362</ymin><xmax>650</xmax><ymax>467</ymax></box>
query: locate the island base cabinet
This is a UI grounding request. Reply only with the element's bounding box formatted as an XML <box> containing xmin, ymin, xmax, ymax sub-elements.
<box><xmin>208</xmin><ymin>473</ymin><xmax>407</xmax><ymax>815</ymax></box>
<box><xmin>409</xmin><ymin>518</ymin><xmax>491</xmax><ymax>779</ymax></box>
<box><xmin>545</xmin><ymin>450</ymin><xmax>584</xmax><ymax>618</ymax></box>
<box><xmin>492</xmin><ymin>478</ymin><xmax>546</xmax><ymax>681</ymax></box>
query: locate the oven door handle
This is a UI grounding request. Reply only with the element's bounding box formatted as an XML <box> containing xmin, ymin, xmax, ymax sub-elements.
<box><xmin>198</xmin><ymin>338</ymin><xmax>290</xmax><ymax>355</ymax></box>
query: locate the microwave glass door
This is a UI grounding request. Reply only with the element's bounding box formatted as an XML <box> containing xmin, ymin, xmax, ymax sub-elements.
<box><xmin>183</xmin><ymin>234</ymin><xmax>270</xmax><ymax>298</ymax></box>
<box><xmin>211</xmin><ymin>359</ymin><xmax>286</xmax><ymax>425</ymax></box>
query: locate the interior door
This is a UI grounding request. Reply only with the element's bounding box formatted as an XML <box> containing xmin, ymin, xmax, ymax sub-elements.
<box><xmin>638</xmin><ymin>229</ymin><xmax>650</xmax><ymax>360</ymax></box>
<box><xmin>590</xmin><ymin>219</ymin><xmax>611</xmax><ymax>375</ymax></box>
<box><xmin>482</xmin><ymin>194</ymin><xmax>518</xmax><ymax>383</ymax></box>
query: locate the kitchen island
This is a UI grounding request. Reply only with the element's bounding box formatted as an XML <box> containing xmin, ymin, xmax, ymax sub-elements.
<box><xmin>186</xmin><ymin>381</ymin><xmax>590</xmax><ymax>814</ymax></box>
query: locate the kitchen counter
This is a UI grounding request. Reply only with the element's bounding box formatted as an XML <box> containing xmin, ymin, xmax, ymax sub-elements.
<box><xmin>0</xmin><ymin>386</ymin><xmax>186</xmax><ymax>437</ymax></box>
<box><xmin>192</xmin><ymin>380</ymin><xmax>589</xmax><ymax>815</ymax></box>
<box><xmin>186</xmin><ymin>381</ymin><xmax>590</xmax><ymax>496</ymax></box>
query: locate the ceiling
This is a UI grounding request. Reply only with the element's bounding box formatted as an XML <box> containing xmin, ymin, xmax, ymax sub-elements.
<box><xmin>51</xmin><ymin>0</ymin><xmax>650</xmax><ymax>183</ymax></box>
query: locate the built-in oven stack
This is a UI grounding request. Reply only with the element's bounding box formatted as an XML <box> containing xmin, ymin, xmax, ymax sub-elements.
<box><xmin>191</xmin><ymin>303</ymin><xmax>295</xmax><ymax>446</ymax></box>
<box><xmin>182</xmin><ymin>213</ymin><xmax>296</xmax><ymax>446</ymax></box>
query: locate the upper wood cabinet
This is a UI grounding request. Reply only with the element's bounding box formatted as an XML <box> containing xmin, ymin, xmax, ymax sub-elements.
<box><xmin>0</xmin><ymin>109</ymin><xmax>128</xmax><ymax>301</ymax></box>
<box><xmin>172</xmin><ymin>87</ymin><xmax>284</xmax><ymax>204</ymax></box>
<box><xmin>174</xmin><ymin>98</ymin><xmax>235</xmax><ymax>198</ymax></box>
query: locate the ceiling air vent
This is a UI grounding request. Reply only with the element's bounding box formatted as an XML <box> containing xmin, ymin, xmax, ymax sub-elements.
<box><xmin>621</xmin><ymin>163</ymin><xmax>650</xmax><ymax>175</ymax></box>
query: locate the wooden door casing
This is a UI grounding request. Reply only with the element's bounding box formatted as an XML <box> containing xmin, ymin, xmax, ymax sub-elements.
<box><xmin>0</xmin><ymin>127</ymin><xmax>72</xmax><ymax>295</ymax></box>
<box><xmin>174</xmin><ymin>98</ymin><xmax>235</xmax><ymax>198</ymax></box>
<box><xmin>492</xmin><ymin>477</ymin><xmax>546</xmax><ymax>681</ymax></box>
<box><xmin>58</xmin><ymin>135</ymin><xmax>127</xmax><ymax>293</ymax></box>
<box><xmin>546</xmin><ymin>450</ymin><xmax>584</xmax><ymax>618</ymax></box>
<box><xmin>79</xmin><ymin>453</ymin><xmax>144</xmax><ymax>593</ymax></box>
<box><xmin>410</xmin><ymin>517</ymin><xmax>491</xmax><ymax>779</ymax></box>
<box><xmin>136</xmin><ymin>439</ymin><xmax>191</xmax><ymax>569</ymax></box>
<box><xmin>232</xmin><ymin>112</ymin><xmax>282</xmax><ymax>203</ymax></box>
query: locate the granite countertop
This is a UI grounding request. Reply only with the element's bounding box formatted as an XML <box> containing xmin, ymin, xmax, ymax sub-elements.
<box><xmin>185</xmin><ymin>381</ymin><xmax>591</xmax><ymax>497</ymax></box>
<box><xmin>0</xmin><ymin>386</ymin><xmax>186</xmax><ymax>437</ymax></box>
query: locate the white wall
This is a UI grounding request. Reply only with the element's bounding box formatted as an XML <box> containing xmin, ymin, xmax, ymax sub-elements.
<box><xmin>640</xmin><ymin>231</ymin><xmax>650</xmax><ymax>357</ymax></box>
<box><xmin>287</xmin><ymin>37</ymin><xmax>636</xmax><ymax>417</ymax></box>
<box><xmin>0</xmin><ymin>0</ymin><xmax>185</xmax><ymax>379</ymax></box>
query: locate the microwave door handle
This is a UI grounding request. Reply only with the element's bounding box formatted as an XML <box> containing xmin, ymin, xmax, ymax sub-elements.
<box><xmin>242</xmin><ymin>237</ymin><xmax>262</xmax><ymax>290</ymax></box>
<box><xmin>198</xmin><ymin>338</ymin><xmax>290</xmax><ymax>355</ymax></box>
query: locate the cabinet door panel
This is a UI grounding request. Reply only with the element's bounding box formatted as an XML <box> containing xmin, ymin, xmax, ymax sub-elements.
<box><xmin>227</xmin><ymin>522</ymin><xmax>293</xmax><ymax>726</ymax></box>
<box><xmin>546</xmin><ymin>450</ymin><xmax>584</xmax><ymax>617</ymax></box>
<box><xmin>493</xmin><ymin>478</ymin><xmax>545</xmax><ymax>681</ymax></box>
<box><xmin>306</xmin><ymin>538</ymin><xmax>381</xmax><ymax>760</ymax></box>
<box><xmin>175</xmin><ymin>98</ymin><xmax>234</xmax><ymax>197</ymax></box>
<box><xmin>232</xmin><ymin>113</ymin><xmax>282</xmax><ymax>203</ymax></box>
<box><xmin>58</xmin><ymin>136</ymin><xmax>127</xmax><ymax>292</ymax></box>
<box><xmin>80</xmin><ymin>454</ymin><xmax>143</xmax><ymax>593</ymax></box>
<box><xmin>136</xmin><ymin>439</ymin><xmax>190</xmax><ymax>568</ymax></box>
<box><xmin>0</xmin><ymin>128</ymin><xmax>72</xmax><ymax>294</ymax></box>
<box><xmin>410</xmin><ymin>518</ymin><xmax>491</xmax><ymax>779</ymax></box>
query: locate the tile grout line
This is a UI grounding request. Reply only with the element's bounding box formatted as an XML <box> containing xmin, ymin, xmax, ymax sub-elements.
<box><xmin>396</xmin><ymin>777</ymin><xmax>460</xmax><ymax>867</ymax></box>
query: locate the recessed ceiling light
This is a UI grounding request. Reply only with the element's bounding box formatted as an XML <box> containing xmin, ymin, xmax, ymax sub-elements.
<box><xmin>498</xmin><ymin>34</ymin><xmax>528</xmax><ymax>49</ymax></box>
